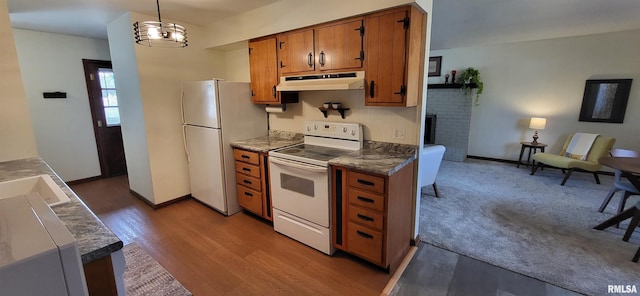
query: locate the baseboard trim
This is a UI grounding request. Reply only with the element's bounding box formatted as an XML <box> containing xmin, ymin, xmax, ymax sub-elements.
<box><xmin>411</xmin><ymin>235</ymin><xmax>420</xmax><ymax>246</ymax></box>
<box><xmin>380</xmin><ymin>246</ymin><xmax>418</xmax><ymax>296</ymax></box>
<box><xmin>466</xmin><ymin>155</ymin><xmax>614</xmax><ymax>176</ymax></box>
<box><xmin>66</xmin><ymin>175</ymin><xmax>102</xmax><ymax>186</ymax></box>
<box><xmin>467</xmin><ymin>155</ymin><xmax>518</xmax><ymax>165</ymax></box>
<box><xmin>129</xmin><ymin>189</ymin><xmax>191</xmax><ymax>209</ymax></box>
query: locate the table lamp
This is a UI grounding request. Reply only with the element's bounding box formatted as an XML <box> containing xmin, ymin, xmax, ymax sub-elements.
<box><xmin>529</xmin><ymin>117</ymin><xmax>546</xmax><ymax>145</ymax></box>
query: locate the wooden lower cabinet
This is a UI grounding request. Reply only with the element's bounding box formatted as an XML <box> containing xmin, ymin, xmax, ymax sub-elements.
<box><xmin>84</xmin><ymin>255</ymin><xmax>118</xmax><ymax>296</ymax></box>
<box><xmin>332</xmin><ymin>161</ymin><xmax>415</xmax><ymax>271</ymax></box>
<box><xmin>233</xmin><ymin>148</ymin><xmax>273</xmax><ymax>221</ymax></box>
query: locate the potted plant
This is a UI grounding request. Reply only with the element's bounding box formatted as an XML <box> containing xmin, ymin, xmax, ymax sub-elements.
<box><xmin>457</xmin><ymin>67</ymin><xmax>484</xmax><ymax>105</ymax></box>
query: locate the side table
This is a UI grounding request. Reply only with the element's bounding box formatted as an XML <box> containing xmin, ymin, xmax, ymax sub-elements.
<box><xmin>517</xmin><ymin>142</ymin><xmax>547</xmax><ymax>168</ymax></box>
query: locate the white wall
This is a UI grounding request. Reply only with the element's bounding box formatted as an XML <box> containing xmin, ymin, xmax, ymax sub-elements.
<box><xmin>108</xmin><ymin>12</ymin><xmax>218</xmax><ymax>205</ymax></box>
<box><xmin>224</xmin><ymin>46</ymin><xmax>251</xmax><ymax>82</ymax></box>
<box><xmin>0</xmin><ymin>0</ymin><xmax>38</xmax><ymax>162</ymax></box>
<box><xmin>428</xmin><ymin>29</ymin><xmax>640</xmax><ymax>160</ymax></box>
<box><xmin>12</xmin><ymin>29</ymin><xmax>110</xmax><ymax>181</ymax></box>
<box><xmin>107</xmin><ymin>13</ymin><xmax>155</xmax><ymax>201</ymax></box>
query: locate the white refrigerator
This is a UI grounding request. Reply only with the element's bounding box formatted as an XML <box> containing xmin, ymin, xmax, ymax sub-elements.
<box><xmin>182</xmin><ymin>80</ymin><xmax>267</xmax><ymax>215</ymax></box>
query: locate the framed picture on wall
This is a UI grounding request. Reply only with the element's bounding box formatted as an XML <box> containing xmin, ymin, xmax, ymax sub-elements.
<box><xmin>428</xmin><ymin>56</ymin><xmax>442</xmax><ymax>77</ymax></box>
<box><xmin>578</xmin><ymin>79</ymin><xmax>633</xmax><ymax>123</ymax></box>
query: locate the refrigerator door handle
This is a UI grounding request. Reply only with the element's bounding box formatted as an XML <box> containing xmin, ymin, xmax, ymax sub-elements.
<box><xmin>182</xmin><ymin>125</ymin><xmax>191</xmax><ymax>162</ymax></box>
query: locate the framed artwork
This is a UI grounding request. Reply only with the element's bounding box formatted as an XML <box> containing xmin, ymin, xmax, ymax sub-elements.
<box><xmin>428</xmin><ymin>56</ymin><xmax>442</xmax><ymax>77</ymax></box>
<box><xmin>578</xmin><ymin>79</ymin><xmax>632</xmax><ymax>123</ymax></box>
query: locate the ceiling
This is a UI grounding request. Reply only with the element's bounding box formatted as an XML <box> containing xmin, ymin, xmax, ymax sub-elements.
<box><xmin>7</xmin><ymin>0</ymin><xmax>640</xmax><ymax>50</ymax></box>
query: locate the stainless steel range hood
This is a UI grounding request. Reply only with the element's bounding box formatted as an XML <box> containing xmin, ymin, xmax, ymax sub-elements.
<box><xmin>276</xmin><ymin>71</ymin><xmax>365</xmax><ymax>91</ymax></box>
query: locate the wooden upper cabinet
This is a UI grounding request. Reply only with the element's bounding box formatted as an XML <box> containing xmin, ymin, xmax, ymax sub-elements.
<box><xmin>364</xmin><ymin>6</ymin><xmax>424</xmax><ymax>107</ymax></box>
<box><xmin>277</xmin><ymin>17</ymin><xmax>364</xmax><ymax>75</ymax></box>
<box><xmin>249</xmin><ymin>36</ymin><xmax>299</xmax><ymax>104</ymax></box>
<box><xmin>279</xmin><ymin>29</ymin><xmax>315</xmax><ymax>75</ymax></box>
<box><xmin>315</xmin><ymin>18</ymin><xmax>364</xmax><ymax>72</ymax></box>
<box><xmin>249</xmin><ymin>37</ymin><xmax>279</xmax><ymax>104</ymax></box>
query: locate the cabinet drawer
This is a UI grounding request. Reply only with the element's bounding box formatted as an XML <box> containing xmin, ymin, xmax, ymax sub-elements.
<box><xmin>348</xmin><ymin>206</ymin><xmax>384</xmax><ymax>231</ymax></box>
<box><xmin>235</xmin><ymin>162</ymin><xmax>260</xmax><ymax>178</ymax></box>
<box><xmin>348</xmin><ymin>171</ymin><xmax>385</xmax><ymax>194</ymax></box>
<box><xmin>233</xmin><ymin>149</ymin><xmax>260</xmax><ymax>165</ymax></box>
<box><xmin>236</xmin><ymin>174</ymin><xmax>262</xmax><ymax>192</ymax></box>
<box><xmin>348</xmin><ymin>188</ymin><xmax>384</xmax><ymax>212</ymax></box>
<box><xmin>347</xmin><ymin>222</ymin><xmax>383</xmax><ymax>265</ymax></box>
<box><xmin>237</xmin><ymin>185</ymin><xmax>263</xmax><ymax>215</ymax></box>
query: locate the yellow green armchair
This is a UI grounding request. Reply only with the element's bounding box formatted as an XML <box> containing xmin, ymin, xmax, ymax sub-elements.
<box><xmin>530</xmin><ymin>134</ymin><xmax>616</xmax><ymax>185</ymax></box>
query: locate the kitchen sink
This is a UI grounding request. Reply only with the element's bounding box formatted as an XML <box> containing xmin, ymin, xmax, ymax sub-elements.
<box><xmin>0</xmin><ymin>175</ymin><xmax>71</xmax><ymax>206</ymax></box>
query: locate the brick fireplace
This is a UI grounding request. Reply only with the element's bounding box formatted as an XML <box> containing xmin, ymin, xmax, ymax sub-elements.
<box><xmin>425</xmin><ymin>88</ymin><xmax>472</xmax><ymax>162</ymax></box>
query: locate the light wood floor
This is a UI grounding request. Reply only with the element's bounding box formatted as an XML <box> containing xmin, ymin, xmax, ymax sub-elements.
<box><xmin>71</xmin><ymin>175</ymin><xmax>391</xmax><ymax>295</ymax></box>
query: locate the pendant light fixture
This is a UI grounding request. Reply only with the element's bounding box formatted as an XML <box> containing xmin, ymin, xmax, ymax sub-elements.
<box><xmin>133</xmin><ymin>0</ymin><xmax>188</xmax><ymax>47</ymax></box>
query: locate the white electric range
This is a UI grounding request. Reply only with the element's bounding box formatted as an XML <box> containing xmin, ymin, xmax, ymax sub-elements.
<box><xmin>269</xmin><ymin>121</ymin><xmax>362</xmax><ymax>255</ymax></box>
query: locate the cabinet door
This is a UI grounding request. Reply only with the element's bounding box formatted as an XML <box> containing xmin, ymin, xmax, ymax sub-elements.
<box><xmin>365</xmin><ymin>8</ymin><xmax>408</xmax><ymax>106</ymax></box>
<box><xmin>279</xmin><ymin>29</ymin><xmax>315</xmax><ymax>74</ymax></box>
<box><xmin>316</xmin><ymin>18</ymin><xmax>363</xmax><ymax>71</ymax></box>
<box><xmin>249</xmin><ymin>37</ymin><xmax>279</xmax><ymax>104</ymax></box>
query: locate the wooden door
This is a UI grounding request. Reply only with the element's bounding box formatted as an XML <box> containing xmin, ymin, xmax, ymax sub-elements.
<box><xmin>316</xmin><ymin>18</ymin><xmax>363</xmax><ymax>71</ymax></box>
<box><xmin>249</xmin><ymin>37</ymin><xmax>279</xmax><ymax>104</ymax></box>
<box><xmin>82</xmin><ymin>59</ymin><xmax>127</xmax><ymax>177</ymax></box>
<box><xmin>278</xmin><ymin>29</ymin><xmax>315</xmax><ymax>74</ymax></box>
<box><xmin>365</xmin><ymin>8</ymin><xmax>408</xmax><ymax>106</ymax></box>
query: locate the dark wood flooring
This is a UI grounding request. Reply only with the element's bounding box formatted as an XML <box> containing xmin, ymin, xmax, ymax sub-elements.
<box><xmin>72</xmin><ymin>175</ymin><xmax>582</xmax><ymax>296</ymax></box>
<box><xmin>70</xmin><ymin>175</ymin><xmax>390</xmax><ymax>295</ymax></box>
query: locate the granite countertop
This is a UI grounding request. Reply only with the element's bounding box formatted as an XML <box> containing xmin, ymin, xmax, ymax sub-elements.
<box><xmin>329</xmin><ymin>141</ymin><xmax>417</xmax><ymax>176</ymax></box>
<box><xmin>0</xmin><ymin>157</ymin><xmax>122</xmax><ymax>264</ymax></box>
<box><xmin>230</xmin><ymin>130</ymin><xmax>304</xmax><ymax>153</ymax></box>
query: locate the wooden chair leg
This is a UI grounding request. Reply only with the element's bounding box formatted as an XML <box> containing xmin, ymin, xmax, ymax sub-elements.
<box><xmin>593</xmin><ymin>173</ymin><xmax>601</xmax><ymax>184</ymax></box>
<box><xmin>432</xmin><ymin>183</ymin><xmax>440</xmax><ymax>198</ymax></box>
<box><xmin>634</xmin><ymin>246</ymin><xmax>640</xmax><ymax>263</ymax></box>
<box><xmin>560</xmin><ymin>168</ymin><xmax>574</xmax><ymax>186</ymax></box>
<box><xmin>530</xmin><ymin>163</ymin><xmax>540</xmax><ymax>175</ymax></box>
<box><xmin>622</xmin><ymin>209</ymin><xmax>640</xmax><ymax>242</ymax></box>
<box><xmin>615</xmin><ymin>191</ymin><xmax>632</xmax><ymax>228</ymax></box>
<box><xmin>598</xmin><ymin>187</ymin><xmax>618</xmax><ymax>213</ymax></box>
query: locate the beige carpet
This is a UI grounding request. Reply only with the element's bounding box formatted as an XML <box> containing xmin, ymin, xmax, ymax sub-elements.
<box><xmin>123</xmin><ymin>243</ymin><xmax>192</xmax><ymax>296</ymax></box>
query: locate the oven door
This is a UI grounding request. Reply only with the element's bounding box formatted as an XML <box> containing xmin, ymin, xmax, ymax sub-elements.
<box><xmin>269</xmin><ymin>156</ymin><xmax>330</xmax><ymax>227</ymax></box>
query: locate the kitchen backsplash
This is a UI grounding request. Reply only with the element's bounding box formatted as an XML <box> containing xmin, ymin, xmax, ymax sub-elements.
<box><xmin>268</xmin><ymin>90</ymin><xmax>419</xmax><ymax>145</ymax></box>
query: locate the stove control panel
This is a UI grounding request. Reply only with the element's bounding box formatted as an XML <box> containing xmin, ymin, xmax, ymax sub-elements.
<box><xmin>304</xmin><ymin>121</ymin><xmax>362</xmax><ymax>142</ymax></box>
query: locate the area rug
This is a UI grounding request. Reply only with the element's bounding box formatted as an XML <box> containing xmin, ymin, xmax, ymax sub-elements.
<box><xmin>420</xmin><ymin>159</ymin><xmax>640</xmax><ymax>296</ymax></box>
<box><xmin>123</xmin><ymin>243</ymin><xmax>192</xmax><ymax>296</ymax></box>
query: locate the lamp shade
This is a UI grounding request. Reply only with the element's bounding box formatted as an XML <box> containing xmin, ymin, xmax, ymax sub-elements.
<box><xmin>529</xmin><ymin>117</ymin><xmax>546</xmax><ymax>130</ymax></box>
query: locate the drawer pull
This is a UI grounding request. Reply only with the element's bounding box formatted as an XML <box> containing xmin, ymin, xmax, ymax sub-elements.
<box><xmin>242</xmin><ymin>167</ymin><xmax>251</xmax><ymax>172</ymax></box>
<box><xmin>244</xmin><ymin>192</ymin><xmax>253</xmax><ymax>197</ymax></box>
<box><xmin>243</xmin><ymin>180</ymin><xmax>252</xmax><ymax>185</ymax></box>
<box><xmin>357</xmin><ymin>179</ymin><xmax>375</xmax><ymax>186</ymax></box>
<box><xmin>357</xmin><ymin>196</ymin><xmax>374</xmax><ymax>203</ymax></box>
<box><xmin>356</xmin><ymin>230</ymin><xmax>373</xmax><ymax>239</ymax></box>
<box><xmin>357</xmin><ymin>214</ymin><xmax>373</xmax><ymax>221</ymax></box>
<box><xmin>241</xmin><ymin>155</ymin><xmax>250</xmax><ymax>159</ymax></box>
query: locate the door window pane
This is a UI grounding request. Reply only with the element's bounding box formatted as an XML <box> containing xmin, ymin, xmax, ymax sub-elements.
<box><xmin>104</xmin><ymin>107</ymin><xmax>121</xmax><ymax>126</ymax></box>
<box><xmin>98</xmin><ymin>68</ymin><xmax>120</xmax><ymax>127</ymax></box>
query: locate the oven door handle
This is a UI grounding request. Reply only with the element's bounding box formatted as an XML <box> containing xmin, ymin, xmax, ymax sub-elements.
<box><xmin>269</xmin><ymin>157</ymin><xmax>328</xmax><ymax>173</ymax></box>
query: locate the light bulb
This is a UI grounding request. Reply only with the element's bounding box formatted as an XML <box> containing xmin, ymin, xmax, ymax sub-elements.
<box><xmin>147</xmin><ymin>26</ymin><xmax>161</xmax><ymax>39</ymax></box>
